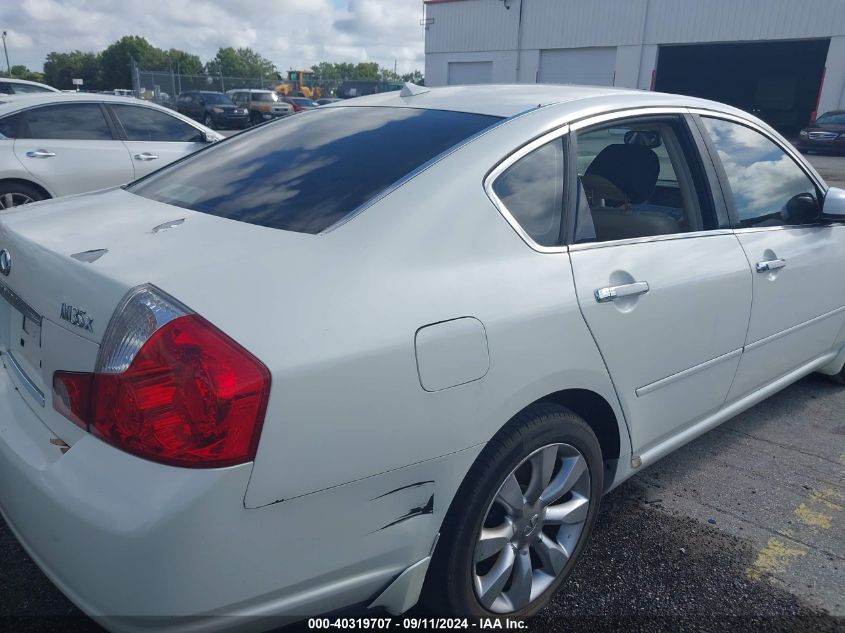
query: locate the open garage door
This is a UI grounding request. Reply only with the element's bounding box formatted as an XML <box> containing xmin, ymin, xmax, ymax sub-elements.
<box><xmin>447</xmin><ymin>61</ymin><xmax>493</xmax><ymax>85</ymax></box>
<box><xmin>655</xmin><ymin>39</ymin><xmax>830</xmax><ymax>135</ymax></box>
<box><xmin>539</xmin><ymin>47</ymin><xmax>616</xmax><ymax>86</ymax></box>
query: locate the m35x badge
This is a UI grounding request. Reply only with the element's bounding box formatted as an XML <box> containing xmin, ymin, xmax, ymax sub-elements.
<box><xmin>60</xmin><ymin>303</ymin><xmax>94</xmax><ymax>332</ymax></box>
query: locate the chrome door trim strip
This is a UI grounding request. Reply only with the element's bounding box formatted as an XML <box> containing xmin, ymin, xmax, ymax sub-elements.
<box><xmin>5</xmin><ymin>352</ymin><xmax>46</xmax><ymax>407</ymax></box>
<box><xmin>637</xmin><ymin>349</ymin><xmax>837</xmax><ymax>469</ymax></box>
<box><xmin>744</xmin><ymin>305</ymin><xmax>845</xmax><ymax>352</ymax></box>
<box><xmin>635</xmin><ymin>348</ymin><xmax>742</xmax><ymax>397</ymax></box>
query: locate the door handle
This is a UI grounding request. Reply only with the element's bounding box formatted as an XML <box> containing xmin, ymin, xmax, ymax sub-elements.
<box><xmin>133</xmin><ymin>153</ymin><xmax>159</xmax><ymax>161</ymax></box>
<box><xmin>25</xmin><ymin>149</ymin><xmax>56</xmax><ymax>158</ymax></box>
<box><xmin>595</xmin><ymin>281</ymin><xmax>650</xmax><ymax>303</ymax></box>
<box><xmin>755</xmin><ymin>259</ymin><xmax>786</xmax><ymax>273</ymax></box>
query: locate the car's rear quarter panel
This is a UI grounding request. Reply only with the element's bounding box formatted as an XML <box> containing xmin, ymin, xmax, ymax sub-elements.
<box><xmin>240</xmin><ymin>107</ymin><xmax>631</xmax><ymax>508</ymax></box>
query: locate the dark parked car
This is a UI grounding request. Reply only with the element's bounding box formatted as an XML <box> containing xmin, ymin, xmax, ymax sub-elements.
<box><xmin>797</xmin><ymin>111</ymin><xmax>845</xmax><ymax>154</ymax></box>
<box><xmin>281</xmin><ymin>96</ymin><xmax>319</xmax><ymax>113</ymax></box>
<box><xmin>176</xmin><ymin>91</ymin><xmax>249</xmax><ymax>130</ymax></box>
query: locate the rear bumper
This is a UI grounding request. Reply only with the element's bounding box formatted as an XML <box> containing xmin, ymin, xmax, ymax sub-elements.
<box><xmin>0</xmin><ymin>365</ymin><xmax>473</xmax><ymax>630</ymax></box>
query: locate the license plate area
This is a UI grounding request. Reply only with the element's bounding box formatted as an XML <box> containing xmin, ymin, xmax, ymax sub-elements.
<box><xmin>0</xmin><ymin>284</ymin><xmax>46</xmax><ymax>407</ymax></box>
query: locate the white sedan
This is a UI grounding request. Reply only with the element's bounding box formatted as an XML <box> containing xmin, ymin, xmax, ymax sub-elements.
<box><xmin>1</xmin><ymin>84</ymin><xmax>845</xmax><ymax>629</ymax></box>
<box><xmin>0</xmin><ymin>93</ymin><xmax>222</xmax><ymax>208</ymax></box>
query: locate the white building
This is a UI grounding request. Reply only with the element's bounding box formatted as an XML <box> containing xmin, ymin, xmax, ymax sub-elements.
<box><xmin>423</xmin><ymin>0</ymin><xmax>845</xmax><ymax>132</ymax></box>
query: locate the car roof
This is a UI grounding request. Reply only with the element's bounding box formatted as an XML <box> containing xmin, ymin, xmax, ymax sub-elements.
<box><xmin>0</xmin><ymin>77</ymin><xmax>60</xmax><ymax>92</ymax></box>
<box><xmin>0</xmin><ymin>92</ymin><xmax>185</xmax><ymax>115</ymax></box>
<box><xmin>327</xmin><ymin>83</ymin><xmax>745</xmax><ymax>119</ymax></box>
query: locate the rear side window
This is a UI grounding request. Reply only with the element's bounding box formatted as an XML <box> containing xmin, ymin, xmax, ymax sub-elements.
<box><xmin>129</xmin><ymin>107</ymin><xmax>499</xmax><ymax>234</ymax></box>
<box><xmin>11</xmin><ymin>83</ymin><xmax>52</xmax><ymax>94</ymax></box>
<box><xmin>112</xmin><ymin>105</ymin><xmax>202</xmax><ymax>142</ymax></box>
<box><xmin>491</xmin><ymin>138</ymin><xmax>564</xmax><ymax>247</ymax></box>
<box><xmin>22</xmin><ymin>103</ymin><xmax>113</xmax><ymax>140</ymax></box>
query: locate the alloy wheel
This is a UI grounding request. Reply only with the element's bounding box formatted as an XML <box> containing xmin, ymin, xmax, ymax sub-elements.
<box><xmin>0</xmin><ymin>192</ymin><xmax>36</xmax><ymax>209</ymax></box>
<box><xmin>473</xmin><ymin>443</ymin><xmax>590</xmax><ymax>614</ymax></box>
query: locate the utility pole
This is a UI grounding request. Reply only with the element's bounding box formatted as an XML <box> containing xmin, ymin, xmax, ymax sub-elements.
<box><xmin>1</xmin><ymin>32</ymin><xmax>10</xmax><ymax>76</ymax></box>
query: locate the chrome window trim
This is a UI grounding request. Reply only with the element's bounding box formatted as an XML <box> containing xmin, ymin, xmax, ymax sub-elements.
<box><xmin>483</xmin><ymin>124</ymin><xmax>571</xmax><ymax>254</ymax></box>
<box><xmin>568</xmin><ymin>106</ymin><xmax>690</xmax><ymax>132</ymax></box>
<box><xmin>485</xmin><ymin>106</ymin><xmax>730</xmax><ymax>254</ymax></box>
<box><xmin>688</xmin><ymin>107</ymin><xmax>828</xmax><ymax>194</ymax></box>
<box><xmin>569</xmin><ymin>228</ymin><xmax>734</xmax><ymax>252</ymax></box>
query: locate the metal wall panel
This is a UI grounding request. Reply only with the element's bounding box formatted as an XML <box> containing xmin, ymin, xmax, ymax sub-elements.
<box><xmin>645</xmin><ymin>0</ymin><xmax>845</xmax><ymax>44</ymax></box>
<box><xmin>425</xmin><ymin>0</ymin><xmax>519</xmax><ymax>53</ymax></box>
<box><xmin>538</xmin><ymin>47</ymin><xmax>617</xmax><ymax>85</ymax></box>
<box><xmin>521</xmin><ymin>0</ymin><xmax>647</xmax><ymax>50</ymax></box>
<box><xmin>425</xmin><ymin>0</ymin><xmax>845</xmax><ymax>53</ymax></box>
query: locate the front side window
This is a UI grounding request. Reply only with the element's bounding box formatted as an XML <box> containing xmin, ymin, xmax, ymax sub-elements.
<box><xmin>701</xmin><ymin>117</ymin><xmax>818</xmax><ymax>228</ymax></box>
<box><xmin>129</xmin><ymin>107</ymin><xmax>499</xmax><ymax>234</ymax></box>
<box><xmin>491</xmin><ymin>138</ymin><xmax>564</xmax><ymax>247</ymax></box>
<box><xmin>575</xmin><ymin>117</ymin><xmax>714</xmax><ymax>243</ymax></box>
<box><xmin>22</xmin><ymin>103</ymin><xmax>112</xmax><ymax>140</ymax></box>
<box><xmin>112</xmin><ymin>105</ymin><xmax>202</xmax><ymax>142</ymax></box>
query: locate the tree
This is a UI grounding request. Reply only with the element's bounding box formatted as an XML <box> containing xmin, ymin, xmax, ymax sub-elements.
<box><xmin>164</xmin><ymin>49</ymin><xmax>203</xmax><ymax>75</ymax></box>
<box><xmin>205</xmin><ymin>47</ymin><xmax>276</xmax><ymax>79</ymax></box>
<box><xmin>354</xmin><ymin>62</ymin><xmax>379</xmax><ymax>80</ymax></box>
<box><xmin>9</xmin><ymin>65</ymin><xmax>45</xmax><ymax>83</ymax></box>
<box><xmin>43</xmin><ymin>51</ymin><xmax>101</xmax><ymax>90</ymax></box>
<box><xmin>401</xmin><ymin>70</ymin><xmax>424</xmax><ymax>85</ymax></box>
<box><xmin>100</xmin><ymin>35</ymin><xmax>165</xmax><ymax>89</ymax></box>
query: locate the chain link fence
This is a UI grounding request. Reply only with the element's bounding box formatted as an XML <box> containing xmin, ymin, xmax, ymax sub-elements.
<box><xmin>131</xmin><ymin>62</ymin><xmax>344</xmax><ymax>108</ymax></box>
<box><xmin>130</xmin><ymin>61</ymin><xmax>402</xmax><ymax>108</ymax></box>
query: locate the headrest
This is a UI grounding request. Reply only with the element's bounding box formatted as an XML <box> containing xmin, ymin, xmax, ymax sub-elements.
<box><xmin>584</xmin><ymin>144</ymin><xmax>660</xmax><ymax>204</ymax></box>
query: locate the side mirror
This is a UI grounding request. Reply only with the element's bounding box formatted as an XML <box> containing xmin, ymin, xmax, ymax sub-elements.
<box><xmin>201</xmin><ymin>131</ymin><xmax>218</xmax><ymax>143</ymax></box>
<box><xmin>782</xmin><ymin>192</ymin><xmax>819</xmax><ymax>224</ymax></box>
<box><xmin>821</xmin><ymin>187</ymin><xmax>845</xmax><ymax>222</ymax></box>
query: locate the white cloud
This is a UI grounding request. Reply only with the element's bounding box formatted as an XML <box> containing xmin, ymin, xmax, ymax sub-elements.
<box><xmin>0</xmin><ymin>0</ymin><xmax>425</xmax><ymax>74</ymax></box>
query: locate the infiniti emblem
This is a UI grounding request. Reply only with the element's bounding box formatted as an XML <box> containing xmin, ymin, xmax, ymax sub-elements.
<box><xmin>523</xmin><ymin>513</ymin><xmax>540</xmax><ymax>536</ymax></box>
<box><xmin>0</xmin><ymin>249</ymin><xmax>10</xmax><ymax>276</ymax></box>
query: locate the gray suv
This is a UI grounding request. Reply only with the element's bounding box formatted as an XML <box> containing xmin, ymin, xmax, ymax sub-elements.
<box><xmin>227</xmin><ymin>89</ymin><xmax>293</xmax><ymax>126</ymax></box>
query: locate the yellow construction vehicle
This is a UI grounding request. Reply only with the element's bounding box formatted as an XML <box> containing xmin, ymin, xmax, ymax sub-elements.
<box><xmin>275</xmin><ymin>70</ymin><xmax>321</xmax><ymax>100</ymax></box>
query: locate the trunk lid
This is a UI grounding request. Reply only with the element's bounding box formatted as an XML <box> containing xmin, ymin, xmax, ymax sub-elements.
<box><xmin>0</xmin><ymin>187</ymin><xmax>315</xmax><ymax>442</ymax></box>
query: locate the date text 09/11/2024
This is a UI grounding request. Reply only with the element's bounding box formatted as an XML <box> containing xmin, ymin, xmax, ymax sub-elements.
<box><xmin>307</xmin><ymin>617</ymin><xmax>529</xmax><ymax>630</ymax></box>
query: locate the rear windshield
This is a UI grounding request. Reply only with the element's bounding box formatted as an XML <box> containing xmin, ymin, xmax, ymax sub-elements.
<box><xmin>129</xmin><ymin>106</ymin><xmax>500</xmax><ymax>234</ymax></box>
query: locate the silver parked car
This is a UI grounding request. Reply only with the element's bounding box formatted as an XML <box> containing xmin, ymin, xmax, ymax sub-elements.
<box><xmin>0</xmin><ymin>93</ymin><xmax>222</xmax><ymax>208</ymax></box>
<box><xmin>0</xmin><ymin>84</ymin><xmax>844</xmax><ymax>629</ymax></box>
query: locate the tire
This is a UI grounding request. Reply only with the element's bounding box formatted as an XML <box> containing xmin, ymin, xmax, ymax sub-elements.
<box><xmin>423</xmin><ymin>403</ymin><xmax>603</xmax><ymax>618</ymax></box>
<box><xmin>0</xmin><ymin>181</ymin><xmax>47</xmax><ymax>210</ymax></box>
<box><xmin>251</xmin><ymin>112</ymin><xmax>263</xmax><ymax>127</ymax></box>
<box><xmin>203</xmin><ymin>114</ymin><xmax>216</xmax><ymax>130</ymax></box>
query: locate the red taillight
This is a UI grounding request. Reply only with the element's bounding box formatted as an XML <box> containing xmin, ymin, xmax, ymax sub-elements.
<box><xmin>54</xmin><ymin>314</ymin><xmax>270</xmax><ymax>468</ymax></box>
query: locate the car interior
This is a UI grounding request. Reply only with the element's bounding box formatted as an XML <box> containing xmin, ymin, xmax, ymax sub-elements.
<box><xmin>576</xmin><ymin>120</ymin><xmax>708</xmax><ymax>243</ymax></box>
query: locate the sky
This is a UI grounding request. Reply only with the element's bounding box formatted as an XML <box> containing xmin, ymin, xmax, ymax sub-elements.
<box><xmin>1</xmin><ymin>0</ymin><xmax>427</xmax><ymax>74</ymax></box>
